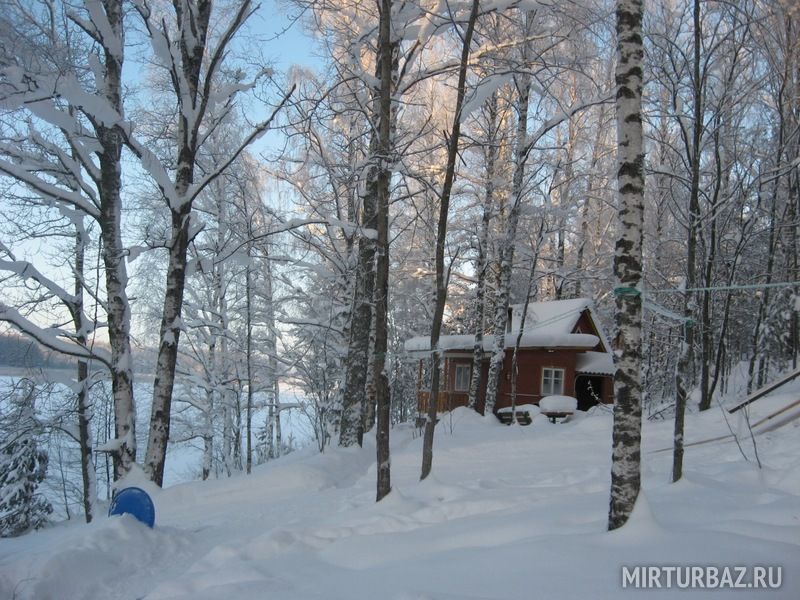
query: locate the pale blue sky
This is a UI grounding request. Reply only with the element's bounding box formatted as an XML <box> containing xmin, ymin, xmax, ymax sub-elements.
<box><xmin>249</xmin><ymin>1</ymin><xmax>321</xmax><ymax>72</ymax></box>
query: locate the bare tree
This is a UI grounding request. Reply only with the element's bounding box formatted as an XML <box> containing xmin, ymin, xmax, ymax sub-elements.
<box><xmin>130</xmin><ymin>0</ymin><xmax>293</xmax><ymax>485</ymax></box>
<box><xmin>0</xmin><ymin>0</ymin><xmax>136</xmax><ymax>482</ymax></box>
<box><xmin>420</xmin><ymin>0</ymin><xmax>481</xmax><ymax>481</ymax></box>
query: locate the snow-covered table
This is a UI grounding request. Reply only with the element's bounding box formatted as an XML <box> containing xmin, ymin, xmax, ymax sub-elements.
<box><xmin>538</xmin><ymin>395</ymin><xmax>578</xmax><ymax>423</ymax></box>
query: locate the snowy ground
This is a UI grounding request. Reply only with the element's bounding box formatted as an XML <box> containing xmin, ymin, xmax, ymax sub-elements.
<box><xmin>1</xmin><ymin>389</ymin><xmax>799</xmax><ymax>599</ymax></box>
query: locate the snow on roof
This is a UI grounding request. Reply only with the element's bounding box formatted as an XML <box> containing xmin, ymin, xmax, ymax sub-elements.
<box><xmin>575</xmin><ymin>351</ymin><xmax>616</xmax><ymax>376</ymax></box>
<box><xmin>403</xmin><ymin>332</ymin><xmax>601</xmax><ymax>354</ymax></box>
<box><xmin>513</xmin><ymin>297</ymin><xmax>613</xmax><ymax>354</ymax></box>
<box><xmin>509</xmin><ymin>298</ymin><xmax>592</xmax><ymax>336</ymax></box>
<box><xmin>404</xmin><ymin>298</ymin><xmax>611</xmax><ymax>355</ymax></box>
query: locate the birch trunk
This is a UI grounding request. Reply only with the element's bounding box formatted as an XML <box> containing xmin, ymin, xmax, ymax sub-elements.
<box><xmin>144</xmin><ymin>0</ymin><xmax>211</xmax><ymax>486</ymax></box>
<box><xmin>575</xmin><ymin>105</ymin><xmax>609</xmax><ymax>298</ymax></box>
<box><xmin>509</xmin><ymin>223</ymin><xmax>545</xmax><ymax>416</ymax></box>
<box><xmin>274</xmin><ymin>385</ymin><xmax>282</xmax><ymax>458</ymax></box>
<box><xmin>202</xmin><ymin>387</ymin><xmax>213</xmax><ymax>479</ymax></box>
<box><xmin>72</xmin><ymin>229</ymin><xmax>96</xmax><ymax>522</ymax></box>
<box><xmin>96</xmin><ymin>0</ymin><xmax>136</xmax><ymax>481</ymax></box>
<box><xmin>245</xmin><ymin>255</ymin><xmax>254</xmax><ymax>474</ymax></box>
<box><xmin>747</xmin><ymin>182</ymin><xmax>778</xmax><ymax>392</ymax></box>
<box><xmin>340</xmin><ymin>145</ymin><xmax>377</xmax><ymax>447</ymax></box>
<box><xmin>146</xmin><ymin>202</ymin><xmax>194</xmax><ymax>485</ymax></box>
<box><xmin>264</xmin><ymin>246</ymin><xmax>280</xmax><ymax>459</ymax></box>
<box><xmin>202</xmin><ymin>204</ymin><xmax>227</xmax><ymax>480</ymax></box>
<box><xmin>484</xmin><ymin>39</ymin><xmax>532</xmax><ymax>415</ymax></box>
<box><xmin>554</xmin><ymin>124</ymin><xmax>573</xmax><ymax>299</ymax></box>
<box><xmin>467</xmin><ymin>92</ymin><xmax>499</xmax><ymax>410</ymax></box>
<box><xmin>222</xmin><ymin>391</ymin><xmax>234</xmax><ymax>477</ymax></box>
<box><xmin>608</xmin><ymin>0</ymin><xmax>645</xmax><ymax>531</ymax></box>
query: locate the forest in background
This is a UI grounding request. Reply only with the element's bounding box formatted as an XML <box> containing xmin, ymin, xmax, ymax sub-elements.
<box><xmin>0</xmin><ymin>0</ymin><xmax>797</xmax><ymax>531</ymax></box>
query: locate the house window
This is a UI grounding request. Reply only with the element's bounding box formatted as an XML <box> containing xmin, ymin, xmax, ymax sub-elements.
<box><xmin>454</xmin><ymin>364</ymin><xmax>471</xmax><ymax>392</ymax></box>
<box><xmin>542</xmin><ymin>368</ymin><xmax>564</xmax><ymax>396</ymax></box>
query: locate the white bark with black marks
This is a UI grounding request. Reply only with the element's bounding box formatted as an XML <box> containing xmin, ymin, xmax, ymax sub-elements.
<box><xmin>340</xmin><ymin>135</ymin><xmax>377</xmax><ymax>447</ymax></box>
<box><xmin>467</xmin><ymin>92</ymin><xmax>499</xmax><ymax>411</ymax></box>
<box><xmin>484</xmin><ymin>29</ymin><xmax>532</xmax><ymax>415</ymax></box>
<box><xmin>608</xmin><ymin>0</ymin><xmax>645</xmax><ymax>531</ymax></box>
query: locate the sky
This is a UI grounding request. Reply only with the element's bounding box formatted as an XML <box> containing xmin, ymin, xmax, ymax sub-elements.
<box><xmin>249</xmin><ymin>1</ymin><xmax>322</xmax><ymax>73</ymax></box>
<box><xmin>0</xmin><ymin>0</ymin><xmax>321</xmax><ymax>335</ymax></box>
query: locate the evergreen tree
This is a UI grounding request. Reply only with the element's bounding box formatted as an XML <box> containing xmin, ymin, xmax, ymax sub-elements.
<box><xmin>0</xmin><ymin>382</ymin><xmax>52</xmax><ymax>537</ymax></box>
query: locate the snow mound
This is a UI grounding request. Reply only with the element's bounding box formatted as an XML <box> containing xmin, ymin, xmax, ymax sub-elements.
<box><xmin>539</xmin><ymin>395</ymin><xmax>578</xmax><ymax>412</ymax></box>
<box><xmin>3</xmin><ymin>515</ymin><xmax>194</xmax><ymax>600</ymax></box>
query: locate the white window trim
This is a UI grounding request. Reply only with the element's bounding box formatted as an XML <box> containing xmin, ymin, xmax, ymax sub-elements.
<box><xmin>541</xmin><ymin>367</ymin><xmax>565</xmax><ymax>396</ymax></box>
<box><xmin>454</xmin><ymin>364</ymin><xmax>471</xmax><ymax>392</ymax></box>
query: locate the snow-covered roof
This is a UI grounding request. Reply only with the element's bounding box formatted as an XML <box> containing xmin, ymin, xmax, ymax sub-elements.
<box><xmin>404</xmin><ymin>298</ymin><xmax>611</xmax><ymax>355</ymax></box>
<box><xmin>575</xmin><ymin>351</ymin><xmax>616</xmax><ymax>376</ymax></box>
<box><xmin>404</xmin><ymin>332</ymin><xmax>601</xmax><ymax>354</ymax></box>
<box><xmin>508</xmin><ymin>298</ymin><xmax>592</xmax><ymax>337</ymax></box>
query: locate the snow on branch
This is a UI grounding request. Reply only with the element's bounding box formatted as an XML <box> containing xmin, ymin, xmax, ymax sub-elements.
<box><xmin>459</xmin><ymin>73</ymin><xmax>514</xmax><ymax>122</ymax></box>
<box><xmin>0</xmin><ymin>122</ymin><xmax>100</xmax><ymax>211</ymax></box>
<box><xmin>27</xmin><ymin>71</ymin><xmax>123</xmax><ymax>131</ymax></box>
<box><xmin>67</xmin><ymin>3</ymin><xmax>123</xmax><ymax>62</ymax></box>
<box><xmin>0</xmin><ymin>305</ymin><xmax>110</xmax><ymax>368</ymax></box>
<box><xmin>0</xmin><ymin>259</ymin><xmax>80</xmax><ymax>308</ymax></box>
<box><xmin>214</xmin><ymin>217</ymin><xmax>374</xmax><ymax>266</ymax></box>
<box><xmin>197</xmin><ymin>0</ymin><xmax>258</xmax><ymax>120</ymax></box>
<box><xmin>27</xmin><ymin>127</ymin><xmax>101</xmax><ymax>197</ymax></box>
<box><xmin>118</xmin><ymin>134</ymin><xmax>180</xmax><ymax>208</ymax></box>
<box><xmin>0</xmin><ymin>156</ymin><xmax>101</xmax><ymax>220</ymax></box>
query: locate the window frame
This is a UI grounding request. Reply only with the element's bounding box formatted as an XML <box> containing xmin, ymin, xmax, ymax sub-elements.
<box><xmin>541</xmin><ymin>367</ymin><xmax>565</xmax><ymax>396</ymax></box>
<box><xmin>454</xmin><ymin>364</ymin><xmax>472</xmax><ymax>392</ymax></box>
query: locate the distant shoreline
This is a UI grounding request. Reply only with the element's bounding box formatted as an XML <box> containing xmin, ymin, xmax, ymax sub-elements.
<box><xmin>0</xmin><ymin>366</ymin><xmax>156</xmax><ymax>384</ymax></box>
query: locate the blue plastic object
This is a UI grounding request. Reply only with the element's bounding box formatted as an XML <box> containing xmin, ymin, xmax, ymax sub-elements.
<box><xmin>108</xmin><ymin>487</ymin><xmax>156</xmax><ymax>528</ymax></box>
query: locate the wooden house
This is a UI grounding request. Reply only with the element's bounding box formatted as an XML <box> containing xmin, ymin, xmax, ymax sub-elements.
<box><xmin>404</xmin><ymin>298</ymin><xmax>615</xmax><ymax>416</ymax></box>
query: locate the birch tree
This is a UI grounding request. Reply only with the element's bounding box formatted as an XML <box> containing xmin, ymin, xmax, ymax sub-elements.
<box><xmin>483</xmin><ymin>15</ymin><xmax>534</xmax><ymax>415</ymax></box>
<box><xmin>0</xmin><ymin>0</ymin><xmax>136</xmax><ymax>481</ymax></box>
<box><xmin>466</xmin><ymin>89</ymin><xmax>502</xmax><ymax>410</ymax></box>
<box><xmin>608</xmin><ymin>0</ymin><xmax>645</xmax><ymax>531</ymax></box>
<box><xmin>130</xmin><ymin>0</ymin><xmax>293</xmax><ymax>485</ymax></box>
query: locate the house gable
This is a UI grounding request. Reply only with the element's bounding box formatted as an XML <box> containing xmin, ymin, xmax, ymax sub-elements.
<box><xmin>572</xmin><ymin>309</ymin><xmax>608</xmax><ymax>353</ymax></box>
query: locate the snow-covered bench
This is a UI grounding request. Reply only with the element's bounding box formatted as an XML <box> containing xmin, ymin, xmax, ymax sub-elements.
<box><xmin>496</xmin><ymin>404</ymin><xmax>540</xmax><ymax>426</ymax></box>
<box><xmin>538</xmin><ymin>395</ymin><xmax>578</xmax><ymax>423</ymax></box>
